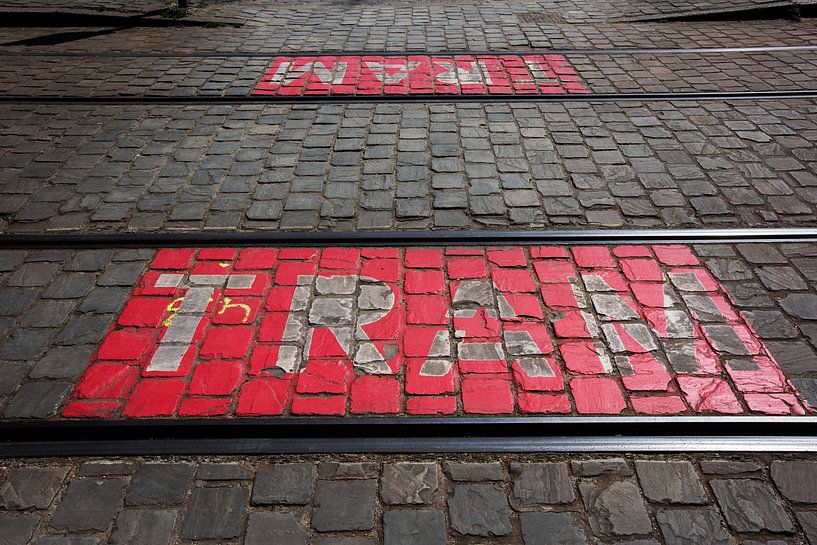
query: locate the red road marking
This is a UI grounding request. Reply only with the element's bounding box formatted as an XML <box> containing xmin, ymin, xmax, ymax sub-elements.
<box><xmin>64</xmin><ymin>246</ymin><xmax>809</xmax><ymax>418</ymax></box>
<box><xmin>253</xmin><ymin>55</ymin><xmax>589</xmax><ymax>96</ymax></box>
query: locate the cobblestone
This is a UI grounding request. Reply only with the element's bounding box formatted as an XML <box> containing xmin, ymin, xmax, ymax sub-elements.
<box><xmin>2</xmin><ymin>101</ymin><xmax>817</xmax><ymax>233</ymax></box>
<box><xmin>0</xmin><ymin>241</ymin><xmax>815</xmax><ymax>419</ymax></box>
<box><xmin>1</xmin><ymin>454</ymin><xmax>814</xmax><ymax>545</ymax></box>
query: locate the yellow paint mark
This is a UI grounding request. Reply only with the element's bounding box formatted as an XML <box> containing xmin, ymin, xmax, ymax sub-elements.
<box><xmin>162</xmin><ymin>297</ymin><xmax>184</xmax><ymax>327</ymax></box>
<box><xmin>218</xmin><ymin>297</ymin><xmax>252</xmax><ymax>323</ymax></box>
<box><xmin>219</xmin><ymin>262</ymin><xmax>230</xmax><ymax>268</ymax></box>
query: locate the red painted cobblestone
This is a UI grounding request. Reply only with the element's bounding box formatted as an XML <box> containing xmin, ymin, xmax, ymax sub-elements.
<box><xmin>64</xmin><ymin>246</ymin><xmax>811</xmax><ymax>418</ymax></box>
<box><xmin>253</xmin><ymin>54</ymin><xmax>588</xmax><ymax>96</ymax></box>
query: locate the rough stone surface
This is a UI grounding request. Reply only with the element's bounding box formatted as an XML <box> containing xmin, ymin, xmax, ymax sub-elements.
<box><xmin>49</xmin><ymin>478</ymin><xmax>127</xmax><ymax>532</ymax></box>
<box><xmin>711</xmin><ymin>479</ymin><xmax>794</xmax><ymax>533</ymax></box>
<box><xmin>0</xmin><ymin>514</ymin><xmax>39</xmax><ymax>545</ymax></box>
<box><xmin>635</xmin><ymin>460</ymin><xmax>707</xmax><ymax>504</ymax></box>
<box><xmin>383</xmin><ymin>510</ymin><xmax>446</xmax><ymax>545</ymax></box>
<box><xmin>656</xmin><ymin>510</ymin><xmax>731</xmax><ymax>545</ymax></box>
<box><xmin>0</xmin><ymin>467</ymin><xmax>68</xmax><ymax>510</ymax></box>
<box><xmin>770</xmin><ymin>460</ymin><xmax>817</xmax><ymax>503</ymax></box>
<box><xmin>519</xmin><ymin>512</ymin><xmax>589</xmax><ymax>545</ymax></box>
<box><xmin>511</xmin><ymin>462</ymin><xmax>575</xmax><ymax>504</ymax></box>
<box><xmin>448</xmin><ymin>484</ymin><xmax>512</xmax><ymax>537</ymax></box>
<box><xmin>571</xmin><ymin>458</ymin><xmax>632</xmax><ymax>476</ymax></box>
<box><xmin>580</xmin><ymin>481</ymin><xmax>652</xmax><ymax>536</ymax></box>
<box><xmin>245</xmin><ymin>512</ymin><xmax>308</xmax><ymax>545</ymax></box>
<box><xmin>252</xmin><ymin>463</ymin><xmax>313</xmax><ymax>505</ymax></box>
<box><xmin>444</xmin><ymin>462</ymin><xmax>503</xmax><ymax>481</ymax></box>
<box><xmin>700</xmin><ymin>460</ymin><xmax>764</xmax><ymax>475</ymax></box>
<box><xmin>180</xmin><ymin>487</ymin><xmax>247</xmax><ymax>540</ymax></box>
<box><xmin>312</xmin><ymin>480</ymin><xmax>376</xmax><ymax>532</ymax></box>
<box><xmin>109</xmin><ymin>510</ymin><xmax>177</xmax><ymax>545</ymax></box>
<box><xmin>381</xmin><ymin>463</ymin><xmax>439</xmax><ymax>505</ymax></box>
<box><xmin>125</xmin><ymin>462</ymin><xmax>194</xmax><ymax>506</ymax></box>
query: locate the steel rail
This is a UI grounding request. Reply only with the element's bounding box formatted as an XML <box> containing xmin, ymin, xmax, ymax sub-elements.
<box><xmin>3</xmin><ymin>44</ymin><xmax>817</xmax><ymax>57</ymax></box>
<box><xmin>1</xmin><ymin>417</ymin><xmax>816</xmax><ymax>456</ymax></box>
<box><xmin>2</xmin><ymin>228</ymin><xmax>817</xmax><ymax>249</ymax></box>
<box><xmin>2</xmin><ymin>90</ymin><xmax>817</xmax><ymax>105</ymax></box>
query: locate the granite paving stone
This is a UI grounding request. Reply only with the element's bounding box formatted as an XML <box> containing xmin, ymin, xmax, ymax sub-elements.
<box><xmin>511</xmin><ymin>462</ymin><xmax>575</xmax><ymax>504</ymax></box>
<box><xmin>383</xmin><ymin>510</ymin><xmax>446</xmax><ymax>545</ymax></box>
<box><xmin>656</xmin><ymin>510</ymin><xmax>731</xmax><ymax>545</ymax></box>
<box><xmin>380</xmin><ymin>463</ymin><xmax>439</xmax><ymax>505</ymax></box>
<box><xmin>252</xmin><ymin>463</ymin><xmax>313</xmax><ymax>505</ymax></box>
<box><xmin>519</xmin><ymin>512</ymin><xmax>589</xmax><ymax>545</ymax></box>
<box><xmin>312</xmin><ymin>480</ymin><xmax>377</xmax><ymax>532</ymax></box>
<box><xmin>180</xmin><ymin>487</ymin><xmax>247</xmax><ymax>540</ymax></box>
<box><xmin>635</xmin><ymin>460</ymin><xmax>708</xmax><ymax>504</ymax></box>
<box><xmin>49</xmin><ymin>478</ymin><xmax>127</xmax><ymax>532</ymax></box>
<box><xmin>0</xmin><ymin>467</ymin><xmax>69</xmax><ymax>510</ymax></box>
<box><xmin>125</xmin><ymin>462</ymin><xmax>195</xmax><ymax>506</ymax></box>
<box><xmin>580</xmin><ymin>480</ymin><xmax>652</xmax><ymax>536</ymax></box>
<box><xmin>245</xmin><ymin>512</ymin><xmax>308</xmax><ymax>545</ymax></box>
<box><xmin>108</xmin><ymin>509</ymin><xmax>177</xmax><ymax>545</ymax></box>
<box><xmin>448</xmin><ymin>483</ymin><xmax>513</xmax><ymax>537</ymax></box>
<box><xmin>711</xmin><ymin>479</ymin><xmax>795</xmax><ymax>533</ymax></box>
<box><xmin>770</xmin><ymin>461</ymin><xmax>817</xmax><ymax>503</ymax></box>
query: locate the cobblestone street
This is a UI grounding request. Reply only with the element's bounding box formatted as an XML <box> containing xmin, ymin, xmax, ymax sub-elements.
<box><xmin>2</xmin><ymin>454</ymin><xmax>817</xmax><ymax>544</ymax></box>
<box><xmin>2</xmin><ymin>0</ymin><xmax>817</xmax><ymax>543</ymax></box>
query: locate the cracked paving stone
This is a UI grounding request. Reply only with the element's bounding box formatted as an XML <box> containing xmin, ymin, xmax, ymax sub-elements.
<box><xmin>381</xmin><ymin>463</ymin><xmax>439</xmax><ymax>505</ymax></box>
<box><xmin>312</xmin><ymin>480</ymin><xmax>376</xmax><ymax>532</ymax></box>
<box><xmin>635</xmin><ymin>460</ymin><xmax>707</xmax><ymax>504</ymax></box>
<box><xmin>520</xmin><ymin>512</ymin><xmax>588</xmax><ymax>545</ymax></box>
<box><xmin>448</xmin><ymin>484</ymin><xmax>512</xmax><ymax>537</ymax></box>
<box><xmin>0</xmin><ymin>467</ymin><xmax>69</xmax><ymax>510</ymax></box>
<box><xmin>580</xmin><ymin>481</ymin><xmax>652</xmax><ymax>536</ymax></box>
<box><xmin>252</xmin><ymin>463</ymin><xmax>313</xmax><ymax>505</ymax></box>
<box><xmin>180</xmin><ymin>487</ymin><xmax>248</xmax><ymax>540</ymax></box>
<box><xmin>656</xmin><ymin>510</ymin><xmax>731</xmax><ymax>545</ymax></box>
<box><xmin>246</xmin><ymin>512</ymin><xmax>308</xmax><ymax>545</ymax></box>
<box><xmin>0</xmin><ymin>514</ymin><xmax>39</xmax><ymax>545</ymax></box>
<box><xmin>109</xmin><ymin>510</ymin><xmax>177</xmax><ymax>545</ymax></box>
<box><xmin>383</xmin><ymin>510</ymin><xmax>446</xmax><ymax>545</ymax></box>
<box><xmin>770</xmin><ymin>460</ymin><xmax>817</xmax><ymax>503</ymax></box>
<box><xmin>511</xmin><ymin>462</ymin><xmax>575</xmax><ymax>504</ymax></box>
<box><xmin>49</xmin><ymin>479</ymin><xmax>127</xmax><ymax>532</ymax></box>
<box><xmin>125</xmin><ymin>462</ymin><xmax>195</xmax><ymax>506</ymax></box>
<box><xmin>711</xmin><ymin>479</ymin><xmax>794</xmax><ymax>533</ymax></box>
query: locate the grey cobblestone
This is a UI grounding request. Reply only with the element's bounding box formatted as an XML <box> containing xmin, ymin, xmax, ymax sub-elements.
<box><xmin>3</xmin><ymin>101</ymin><xmax>817</xmax><ymax>233</ymax></box>
<box><xmin>3</xmin><ymin>454</ymin><xmax>816</xmax><ymax>544</ymax></box>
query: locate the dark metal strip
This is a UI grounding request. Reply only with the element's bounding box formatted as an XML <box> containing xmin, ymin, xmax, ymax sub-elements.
<box><xmin>1</xmin><ymin>417</ymin><xmax>816</xmax><ymax>456</ymax></box>
<box><xmin>2</xmin><ymin>228</ymin><xmax>817</xmax><ymax>249</ymax></box>
<box><xmin>4</xmin><ymin>44</ymin><xmax>817</xmax><ymax>57</ymax></box>
<box><xmin>1</xmin><ymin>90</ymin><xmax>817</xmax><ymax>105</ymax></box>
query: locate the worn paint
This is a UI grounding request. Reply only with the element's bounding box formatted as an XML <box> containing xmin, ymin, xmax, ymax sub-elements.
<box><xmin>253</xmin><ymin>54</ymin><xmax>589</xmax><ymax>96</ymax></box>
<box><xmin>63</xmin><ymin>246</ymin><xmax>808</xmax><ymax>418</ymax></box>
